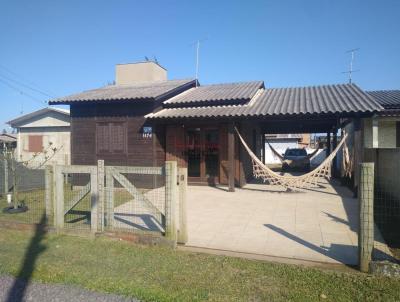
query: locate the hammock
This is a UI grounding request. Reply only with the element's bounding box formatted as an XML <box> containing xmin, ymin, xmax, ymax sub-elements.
<box><xmin>265</xmin><ymin>137</ymin><xmax>319</xmax><ymax>163</ymax></box>
<box><xmin>236</xmin><ymin>128</ymin><xmax>347</xmax><ymax>189</ymax></box>
<box><xmin>342</xmin><ymin>130</ymin><xmax>354</xmax><ymax>178</ymax></box>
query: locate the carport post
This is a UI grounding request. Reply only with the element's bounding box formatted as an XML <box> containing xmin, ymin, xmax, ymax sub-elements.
<box><xmin>358</xmin><ymin>162</ymin><xmax>374</xmax><ymax>273</ymax></box>
<box><xmin>228</xmin><ymin>122</ymin><xmax>235</xmax><ymax>192</ymax></box>
<box><xmin>332</xmin><ymin>129</ymin><xmax>338</xmax><ymax>177</ymax></box>
<box><xmin>326</xmin><ymin>132</ymin><xmax>331</xmax><ymax>157</ymax></box>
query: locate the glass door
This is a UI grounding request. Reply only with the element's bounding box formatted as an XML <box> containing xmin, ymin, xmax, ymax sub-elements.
<box><xmin>185</xmin><ymin>127</ymin><xmax>219</xmax><ymax>184</ymax></box>
<box><xmin>186</xmin><ymin>128</ymin><xmax>202</xmax><ymax>182</ymax></box>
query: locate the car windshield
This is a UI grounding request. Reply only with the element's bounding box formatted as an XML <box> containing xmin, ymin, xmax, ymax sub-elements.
<box><xmin>285</xmin><ymin>149</ymin><xmax>307</xmax><ymax>157</ymax></box>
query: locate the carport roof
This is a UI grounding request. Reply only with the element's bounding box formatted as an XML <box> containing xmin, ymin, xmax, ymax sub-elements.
<box><xmin>163</xmin><ymin>81</ymin><xmax>264</xmax><ymax>107</ymax></box>
<box><xmin>148</xmin><ymin>83</ymin><xmax>383</xmax><ymax>120</ymax></box>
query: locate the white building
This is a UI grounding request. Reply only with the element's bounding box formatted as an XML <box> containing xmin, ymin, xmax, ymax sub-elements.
<box><xmin>7</xmin><ymin>107</ymin><xmax>70</xmax><ymax>167</ymax></box>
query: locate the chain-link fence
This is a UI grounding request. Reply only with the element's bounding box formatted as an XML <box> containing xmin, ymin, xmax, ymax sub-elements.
<box><xmin>373</xmin><ymin>149</ymin><xmax>400</xmax><ymax>262</ymax></box>
<box><xmin>0</xmin><ymin>155</ymin><xmax>46</xmax><ymax>225</ymax></box>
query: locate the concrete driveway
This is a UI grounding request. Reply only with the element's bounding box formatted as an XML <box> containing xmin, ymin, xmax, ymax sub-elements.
<box><xmin>186</xmin><ymin>179</ymin><xmax>362</xmax><ymax>264</ymax></box>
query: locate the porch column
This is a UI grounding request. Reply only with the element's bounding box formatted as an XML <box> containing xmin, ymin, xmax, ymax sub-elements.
<box><xmin>332</xmin><ymin>128</ymin><xmax>338</xmax><ymax>177</ymax></box>
<box><xmin>228</xmin><ymin>122</ymin><xmax>235</xmax><ymax>192</ymax></box>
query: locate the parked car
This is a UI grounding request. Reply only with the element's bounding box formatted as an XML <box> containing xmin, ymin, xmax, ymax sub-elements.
<box><xmin>282</xmin><ymin>148</ymin><xmax>310</xmax><ymax>171</ymax></box>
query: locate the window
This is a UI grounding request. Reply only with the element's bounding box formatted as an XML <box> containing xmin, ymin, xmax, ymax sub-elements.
<box><xmin>96</xmin><ymin>122</ymin><xmax>126</xmax><ymax>154</ymax></box>
<box><xmin>28</xmin><ymin>135</ymin><xmax>43</xmax><ymax>152</ymax></box>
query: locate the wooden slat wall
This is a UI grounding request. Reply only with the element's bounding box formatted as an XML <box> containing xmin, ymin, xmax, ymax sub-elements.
<box><xmin>70</xmin><ymin>103</ymin><xmax>165</xmax><ymax>169</ymax></box>
<box><xmin>166</xmin><ymin>125</ymin><xmax>185</xmax><ymax>168</ymax></box>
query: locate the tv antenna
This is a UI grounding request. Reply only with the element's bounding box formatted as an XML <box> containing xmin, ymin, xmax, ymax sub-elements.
<box><xmin>342</xmin><ymin>48</ymin><xmax>360</xmax><ymax>84</ymax></box>
<box><xmin>190</xmin><ymin>38</ymin><xmax>208</xmax><ymax>87</ymax></box>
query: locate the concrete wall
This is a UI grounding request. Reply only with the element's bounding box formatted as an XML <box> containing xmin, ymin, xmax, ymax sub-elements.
<box><xmin>17</xmin><ymin>127</ymin><xmax>70</xmax><ymax>167</ymax></box>
<box><xmin>115</xmin><ymin>62</ymin><xmax>167</xmax><ymax>85</ymax></box>
<box><xmin>363</xmin><ymin>117</ymin><xmax>398</xmax><ymax>148</ymax></box>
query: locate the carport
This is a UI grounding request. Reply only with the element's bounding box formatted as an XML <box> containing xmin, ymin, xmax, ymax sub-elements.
<box><xmin>148</xmin><ymin>82</ymin><xmax>388</xmax><ymax>264</ymax></box>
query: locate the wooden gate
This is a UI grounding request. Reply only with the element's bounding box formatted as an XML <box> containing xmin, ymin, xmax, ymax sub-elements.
<box><xmin>49</xmin><ymin>161</ymin><xmax>187</xmax><ymax>244</ymax></box>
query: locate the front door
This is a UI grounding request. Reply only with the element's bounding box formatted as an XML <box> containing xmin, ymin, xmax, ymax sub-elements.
<box><xmin>186</xmin><ymin>127</ymin><xmax>219</xmax><ymax>184</ymax></box>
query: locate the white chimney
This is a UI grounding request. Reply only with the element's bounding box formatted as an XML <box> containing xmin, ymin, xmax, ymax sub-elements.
<box><xmin>115</xmin><ymin>61</ymin><xmax>167</xmax><ymax>85</ymax></box>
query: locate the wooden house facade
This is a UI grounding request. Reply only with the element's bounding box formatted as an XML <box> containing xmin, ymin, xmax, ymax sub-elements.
<box><xmin>50</xmin><ymin>62</ymin><xmax>384</xmax><ymax>191</ymax></box>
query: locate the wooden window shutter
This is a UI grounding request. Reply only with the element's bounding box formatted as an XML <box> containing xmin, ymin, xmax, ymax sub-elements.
<box><xmin>110</xmin><ymin>123</ymin><xmax>126</xmax><ymax>153</ymax></box>
<box><xmin>96</xmin><ymin>123</ymin><xmax>110</xmax><ymax>153</ymax></box>
<box><xmin>96</xmin><ymin>122</ymin><xmax>126</xmax><ymax>154</ymax></box>
<box><xmin>28</xmin><ymin>135</ymin><xmax>43</xmax><ymax>152</ymax></box>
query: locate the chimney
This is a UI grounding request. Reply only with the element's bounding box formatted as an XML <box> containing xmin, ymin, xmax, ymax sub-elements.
<box><xmin>115</xmin><ymin>61</ymin><xmax>167</xmax><ymax>85</ymax></box>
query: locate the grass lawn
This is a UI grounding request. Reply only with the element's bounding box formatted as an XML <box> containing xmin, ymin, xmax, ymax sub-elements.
<box><xmin>0</xmin><ymin>186</ymin><xmax>135</xmax><ymax>228</ymax></box>
<box><xmin>0</xmin><ymin>228</ymin><xmax>399</xmax><ymax>302</ymax></box>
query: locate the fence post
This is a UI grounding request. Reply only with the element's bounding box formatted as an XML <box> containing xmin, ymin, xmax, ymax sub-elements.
<box><xmin>165</xmin><ymin>161</ymin><xmax>178</xmax><ymax>244</ymax></box>
<box><xmin>358</xmin><ymin>162</ymin><xmax>374</xmax><ymax>273</ymax></box>
<box><xmin>54</xmin><ymin>165</ymin><xmax>64</xmax><ymax>232</ymax></box>
<box><xmin>105</xmin><ymin>167</ymin><xmax>114</xmax><ymax>228</ymax></box>
<box><xmin>90</xmin><ymin>165</ymin><xmax>99</xmax><ymax>233</ymax></box>
<box><xmin>97</xmin><ymin>160</ymin><xmax>105</xmax><ymax>232</ymax></box>
<box><xmin>177</xmin><ymin>167</ymin><xmax>188</xmax><ymax>244</ymax></box>
<box><xmin>45</xmin><ymin>165</ymin><xmax>54</xmax><ymax>223</ymax></box>
<box><xmin>3</xmin><ymin>158</ymin><xmax>8</xmax><ymax>195</ymax></box>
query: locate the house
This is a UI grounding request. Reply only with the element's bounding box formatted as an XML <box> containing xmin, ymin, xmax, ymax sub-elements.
<box><xmin>48</xmin><ymin>61</ymin><xmax>384</xmax><ymax>191</ymax></box>
<box><xmin>360</xmin><ymin>90</ymin><xmax>400</xmax><ymax>243</ymax></box>
<box><xmin>364</xmin><ymin>90</ymin><xmax>400</xmax><ymax>148</ymax></box>
<box><xmin>264</xmin><ymin>134</ymin><xmax>304</xmax><ymax>164</ymax></box>
<box><xmin>0</xmin><ymin>133</ymin><xmax>17</xmax><ymax>152</ymax></box>
<box><xmin>7</xmin><ymin>107</ymin><xmax>71</xmax><ymax>167</ymax></box>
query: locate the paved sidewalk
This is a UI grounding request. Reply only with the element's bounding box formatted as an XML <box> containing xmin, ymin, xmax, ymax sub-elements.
<box><xmin>0</xmin><ymin>276</ymin><xmax>138</xmax><ymax>302</ymax></box>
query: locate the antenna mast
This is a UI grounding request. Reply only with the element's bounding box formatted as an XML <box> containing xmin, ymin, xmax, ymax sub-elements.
<box><xmin>191</xmin><ymin>38</ymin><xmax>207</xmax><ymax>87</ymax></box>
<box><xmin>342</xmin><ymin>48</ymin><xmax>360</xmax><ymax>84</ymax></box>
<box><xmin>195</xmin><ymin>40</ymin><xmax>200</xmax><ymax>87</ymax></box>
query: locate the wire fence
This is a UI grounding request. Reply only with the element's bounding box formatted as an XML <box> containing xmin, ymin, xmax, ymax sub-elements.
<box><xmin>373</xmin><ymin>149</ymin><xmax>400</xmax><ymax>261</ymax></box>
<box><xmin>0</xmin><ymin>155</ymin><xmax>46</xmax><ymax>225</ymax></box>
<box><xmin>63</xmin><ymin>173</ymin><xmax>92</xmax><ymax>231</ymax></box>
<box><xmin>105</xmin><ymin>168</ymin><xmax>166</xmax><ymax>234</ymax></box>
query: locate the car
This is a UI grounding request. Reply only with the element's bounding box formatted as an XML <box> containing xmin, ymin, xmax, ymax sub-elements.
<box><xmin>282</xmin><ymin>148</ymin><xmax>311</xmax><ymax>172</ymax></box>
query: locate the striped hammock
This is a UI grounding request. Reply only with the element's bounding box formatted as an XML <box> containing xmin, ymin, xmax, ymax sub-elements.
<box><xmin>236</xmin><ymin>128</ymin><xmax>347</xmax><ymax>189</ymax></box>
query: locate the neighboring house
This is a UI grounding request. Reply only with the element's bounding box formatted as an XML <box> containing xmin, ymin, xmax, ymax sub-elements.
<box><xmin>264</xmin><ymin>134</ymin><xmax>303</xmax><ymax>164</ymax></box>
<box><xmin>364</xmin><ymin>90</ymin><xmax>400</xmax><ymax>148</ymax></box>
<box><xmin>7</xmin><ymin>107</ymin><xmax>71</xmax><ymax>167</ymax></box>
<box><xmin>0</xmin><ymin>133</ymin><xmax>17</xmax><ymax>151</ymax></box>
<box><xmin>361</xmin><ymin>90</ymin><xmax>400</xmax><ymax>239</ymax></box>
<box><xmin>49</xmin><ymin>61</ymin><xmax>382</xmax><ymax>189</ymax></box>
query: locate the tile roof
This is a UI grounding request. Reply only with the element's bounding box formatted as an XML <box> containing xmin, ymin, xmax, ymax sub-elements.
<box><xmin>148</xmin><ymin>83</ymin><xmax>383</xmax><ymax>119</ymax></box>
<box><xmin>0</xmin><ymin>133</ymin><xmax>17</xmax><ymax>143</ymax></box>
<box><xmin>367</xmin><ymin>90</ymin><xmax>400</xmax><ymax>108</ymax></box>
<box><xmin>164</xmin><ymin>81</ymin><xmax>264</xmax><ymax>107</ymax></box>
<box><xmin>49</xmin><ymin>79</ymin><xmax>196</xmax><ymax>104</ymax></box>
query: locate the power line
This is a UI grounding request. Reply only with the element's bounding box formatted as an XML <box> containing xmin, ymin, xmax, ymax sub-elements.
<box><xmin>0</xmin><ymin>63</ymin><xmax>56</xmax><ymax>98</ymax></box>
<box><xmin>0</xmin><ymin>72</ymin><xmax>54</xmax><ymax>99</ymax></box>
<box><xmin>0</xmin><ymin>78</ymin><xmax>47</xmax><ymax>105</ymax></box>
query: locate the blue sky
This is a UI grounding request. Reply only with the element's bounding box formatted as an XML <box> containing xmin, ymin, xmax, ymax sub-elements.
<box><xmin>0</xmin><ymin>0</ymin><xmax>399</xmax><ymax>129</ymax></box>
